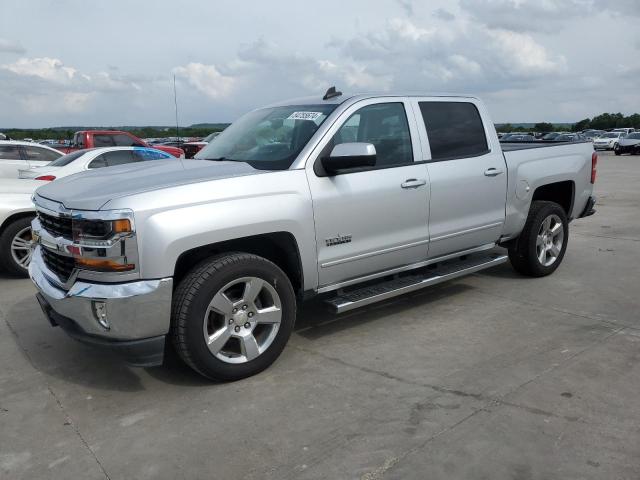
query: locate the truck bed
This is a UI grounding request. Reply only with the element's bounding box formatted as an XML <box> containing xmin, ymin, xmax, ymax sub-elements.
<box><xmin>500</xmin><ymin>140</ymin><xmax>592</xmax><ymax>152</ymax></box>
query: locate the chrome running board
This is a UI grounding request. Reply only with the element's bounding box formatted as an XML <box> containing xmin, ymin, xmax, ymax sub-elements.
<box><xmin>325</xmin><ymin>252</ymin><xmax>508</xmax><ymax>314</ymax></box>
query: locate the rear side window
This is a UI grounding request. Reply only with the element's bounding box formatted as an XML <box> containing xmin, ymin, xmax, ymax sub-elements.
<box><xmin>22</xmin><ymin>146</ymin><xmax>62</xmax><ymax>162</ymax></box>
<box><xmin>0</xmin><ymin>145</ymin><xmax>22</xmax><ymax>160</ymax></box>
<box><xmin>88</xmin><ymin>154</ymin><xmax>108</xmax><ymax>169</ymax></box>
<box><xmin>93</xmin><ymin>135</ymin><xmax>116</xmax><ymax>147</ymax></box>
<box><xmin>104</xmin><ymin>150</ymin><xmax>135</xmax><ymax>166</ymax></box>
<box><xmin>132</xmin><ymin>149</ymin><xmax>171</xmax><ymax>161</ymax></box>
<box><xmin>419</xmin><ymin>102</ymin><xmax>489</xmax><ymax>161</ymax></box>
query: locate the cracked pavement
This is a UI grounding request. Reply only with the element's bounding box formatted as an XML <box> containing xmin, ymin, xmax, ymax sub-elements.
<box><xmin>1</xmin><ymin>151</ymin><xmax>639</xmax><ymax>479</ymax></box>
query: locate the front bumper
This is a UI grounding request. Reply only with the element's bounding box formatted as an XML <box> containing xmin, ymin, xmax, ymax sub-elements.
<box><xmin>29</xmin><ymin>246</ymin><xmax>173</xmax><ymax>366</ymax></box>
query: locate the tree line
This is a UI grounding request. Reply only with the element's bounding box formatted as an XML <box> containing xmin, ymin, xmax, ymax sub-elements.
<box><xmin>497</xmin><ymin>112</ymin><xmax>640</xmax><ymax>133</ymax></box>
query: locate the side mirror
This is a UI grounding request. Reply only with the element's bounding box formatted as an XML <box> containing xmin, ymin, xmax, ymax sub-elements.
<box><xmin>321</xmin><ymin>143</ymin><xmax>376</xmax><ymax>175</ymax></box>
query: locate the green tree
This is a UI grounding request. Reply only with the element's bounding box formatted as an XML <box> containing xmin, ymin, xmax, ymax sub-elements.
<box><xmin>572</xmin><ymin>118</ymin><xmax>591</xmax><ymax>132</ymax></box>
<box><xmin>534</xmin><ymin>122</ymin><xmax>553</xmax><ymax>132</ymax></box>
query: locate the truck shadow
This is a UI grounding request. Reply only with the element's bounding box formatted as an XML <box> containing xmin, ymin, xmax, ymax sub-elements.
<box><xmin>6</xmin><ymin>279</ymin><xmax>475</xmax><ymax>390</ymax></box>
<box><xmin>295</xmin><ymin>282</ymin><xmax>474</xmax><ymax>340</ymax></box>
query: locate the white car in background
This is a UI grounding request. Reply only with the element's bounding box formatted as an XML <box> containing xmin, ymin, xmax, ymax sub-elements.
<box><xmin>19</xmin><ymin>146</ymin><xmax>175</xmax><ymax>180</ymax></box>
<box><xmin>0</xmin><ymin>140</ymin><xmax>63</xmax><ymax>179</ymax></box>
<box><xmin>593</xmin><ymin>132</ymin><xmax>625</xmax><ymax>150</ymax></box>
<box><xmin>0</xmin><ymin>179</ymin><xmax>47</xmax><ymax>276</ymax></box>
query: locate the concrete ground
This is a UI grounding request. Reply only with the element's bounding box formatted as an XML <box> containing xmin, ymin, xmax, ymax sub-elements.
<box><xmin>1</xmin><ymin>150</ymin><xmax>639</xmax><ymax>479</ymax></box>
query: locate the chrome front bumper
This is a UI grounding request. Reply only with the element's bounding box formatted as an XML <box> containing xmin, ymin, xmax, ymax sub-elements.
<box><xmin>29</xmin><ymin>246</ymin><xmax>173</xmax><ymax>341</ymax></box>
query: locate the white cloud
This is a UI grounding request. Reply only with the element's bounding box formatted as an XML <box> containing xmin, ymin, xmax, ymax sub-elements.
<box><xmin>173</xmin><ymin>62</ymin><xmax>236</xmax><ymax>100</ymax></box>
<box><xmin>2</xmin><ymin>57</ymin><xmax>76</xmax><ymax>83</ymax></box>
<box><xmin>0</xmin><ymin>38</ymin><xmax>26</xmax><ymax>54</ymax></box>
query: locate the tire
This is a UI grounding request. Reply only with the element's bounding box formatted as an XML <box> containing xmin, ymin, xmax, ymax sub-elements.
<box><xmin>0</xmin><ymin>216</ymin><xmax>34</xmax><ymax>277</ymax></box>
<box><xmin>508</xmin><ymin>201</ymin><xmax>568</xmax><ymax>277</ymax></box>
<box><xmin>170</xmin><ymin>252</ymin><xmax>296</xmax><ymax>381</ymax></box>
<box><xmin>614</xmin><ymin>143</ymin><xmax>621</xmax><ymax>155</ymax></box>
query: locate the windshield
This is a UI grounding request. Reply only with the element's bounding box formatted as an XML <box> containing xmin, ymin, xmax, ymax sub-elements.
<box><xmin>195</xmin><ymin>104</ymin><xmax>337</xmax><ymax>170</ymax></box>
<box><xmin>47</xmin><ymin>149</ymin><xmax>90</xmax><ymax>167</ymax></box>
<box><xmin>602</xmin><ymin>133</ymin><xmax>619</xmax><ymax>138</ymax></box>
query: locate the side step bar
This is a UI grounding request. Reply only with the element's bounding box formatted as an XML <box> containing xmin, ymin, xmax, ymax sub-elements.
<box><xmin>325</xmin><ymin>253</ymin><xmax>508</xmax><ymax>314</ymax></box>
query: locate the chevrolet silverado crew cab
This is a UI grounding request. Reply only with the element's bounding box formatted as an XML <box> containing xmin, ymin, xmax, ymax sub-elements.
<box><xmin>29</xmin><ymin>89</ymin><xmax>597</xmax><ymax>381</ymax></box>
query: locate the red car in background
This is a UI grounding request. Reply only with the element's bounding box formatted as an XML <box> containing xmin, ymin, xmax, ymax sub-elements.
<box><xmin>60</xmin><ymin>131</ymin><xmax>185</xmax><ymax>158</ymax></box>
<box><xmin>180</xmin><ymin>132</ymin><xmax>220</xmax><ymax>158</ymax></box>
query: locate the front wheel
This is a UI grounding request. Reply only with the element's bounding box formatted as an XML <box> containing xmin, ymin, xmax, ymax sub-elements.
<box><xmin>170</xmin><ymin>253</ymin><xmax>296</xmax><ymax>381</ymax></box>
<box><xmin>0</xmin><ymin>216</ymin><xmax>35</xmax><ymax>277</ymax></box>
<box><xmin>508</xmin><ymin>201</ymin><xmax>568</xmax><ymax>277</ymax></box>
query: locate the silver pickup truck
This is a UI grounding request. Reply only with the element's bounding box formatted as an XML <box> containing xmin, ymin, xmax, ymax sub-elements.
<box><xmin>29</xmin><ymin>89</ymin><xmax>597</xmax><ymax>380</ymax></box>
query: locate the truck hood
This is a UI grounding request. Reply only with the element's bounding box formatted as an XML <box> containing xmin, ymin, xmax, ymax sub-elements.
<box><xmin>35</xmin><ymin>159</ymin><xmax>263</xmax><ymax>210</ymax></box>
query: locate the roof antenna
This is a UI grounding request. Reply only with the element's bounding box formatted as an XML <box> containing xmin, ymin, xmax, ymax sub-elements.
<box><xmin>323</xmin><ymin>86</ymin><xmax>342</xmax><ymax>100</ymax></box>
<box><xmin>173</xmin><ymin>74</ymin><xmax>180</xmax><ymax>140</ymax></box>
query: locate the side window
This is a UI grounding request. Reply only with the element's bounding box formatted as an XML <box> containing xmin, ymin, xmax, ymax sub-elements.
<box><xmin>93</xmin><ymin>135</ymin><xmax>116</xmax><ymax>147</ymax></box>
<box><xmin>132</xmin><ymin>149</ymin><xmax>171</xmax><ymax>161</ymax></box>
<box><xmin>112</xmin><ymin>134</ymin><xmax>144</xmax><ymax>147</ymax></box>
<box><xmin>0</xmin><ymin>145</ymin><xmax>22</xmax><ymax>160</ymax></box>
<box><xmin>419</xmin><ymin>102</ymin><xmax>489</xmax><ymax>161</ymax></box>
<box><xmin>104</xmin><ymin>150</ymin><xmax>135</xmax><ymax>166</ymax></box>
<box><xmin>88</xmin><ymin>154</ymin><xmax>108</xmax><ymax>169</ymax></box>
<box><xmin>22</xmin><ymin>146</ymin><xmax>61</xmax><ymax>162</ymax></box>
<box><xmin>332</xmin><ymin>102</ymin><xmax>413</xmax><ymax>167</ymax></box>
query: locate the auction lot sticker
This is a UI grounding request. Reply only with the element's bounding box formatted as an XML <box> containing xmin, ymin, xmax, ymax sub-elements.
<box><xmin>287</xmin><ymin>111</ymin><xmax>322</xmax><ymax>121</ymax></box>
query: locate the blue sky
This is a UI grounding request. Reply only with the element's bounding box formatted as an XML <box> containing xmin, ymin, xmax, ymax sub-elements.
<box><xmin>1</xmin><ymin>0</ymin><xmax>638</xmax><ymax>127</ymax></box>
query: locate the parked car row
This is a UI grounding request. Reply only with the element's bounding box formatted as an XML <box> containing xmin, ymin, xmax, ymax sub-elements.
<box><xmin>0</xmin><ymin>146</ymin><xmax>180</xmax><ymax>275</ymax></box>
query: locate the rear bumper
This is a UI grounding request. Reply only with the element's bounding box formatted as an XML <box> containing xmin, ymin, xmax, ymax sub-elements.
<box><xmin>29</xmin><ymin>246</ymin><xmax>172</xmax><ymax>366</ymax></box>
<box><xmin>579</xmin><ymin>196</ymin><xmax>596</xmax><ymax>218</ymax></box>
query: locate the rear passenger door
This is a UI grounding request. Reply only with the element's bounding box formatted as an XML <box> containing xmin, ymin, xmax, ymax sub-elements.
<box><xmin>413</xmin><ymin>99</ymin><xmax>507</xmax><ymax>259</ymax></box>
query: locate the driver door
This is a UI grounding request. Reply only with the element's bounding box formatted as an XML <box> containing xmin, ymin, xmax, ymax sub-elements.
<box><xmin>306</xmin><ymin>98</ymin><xmax>430</xmax><ymax>288</ymax></box>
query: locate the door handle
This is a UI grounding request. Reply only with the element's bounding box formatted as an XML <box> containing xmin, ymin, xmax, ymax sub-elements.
<box><xmin>484</xmin><ymin>168</ymin><xmax>504</xmax><ymax>177</ymax></box>
<box><xmin>401</xmin><ymin>178</ymin><xmax>427</xmax><ymax>189</ymax></box>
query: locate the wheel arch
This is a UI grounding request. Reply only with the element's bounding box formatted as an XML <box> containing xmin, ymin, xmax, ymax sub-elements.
<box><xmin>531</xmin><ymin>180</ymin><xmax>575</xmax><ymax>218</ymax></box>
<box><xmin>0</xmin><ymin>210</ymin><xmax>36</xmax><ymax>236</ymax></box>
<box><xmin>173</xmin><ymin>232</ymin><xmax>305</xmax><ymax>297</ymax></box>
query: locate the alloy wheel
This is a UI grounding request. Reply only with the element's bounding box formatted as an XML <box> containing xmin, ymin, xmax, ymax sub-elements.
<box><xmin>536</xmin><ymin>214</ymin><xmax>564</xmax><ymax>267</ymax></box>
<box><xmin>202</xmin><ymin>276</ymin><xmax>282</xmax><ymax>364</ymax></box>
<box><xmin>10</xmin><ymin>226</ymin><xmax>33</xmax><ymax>270</ymax></box>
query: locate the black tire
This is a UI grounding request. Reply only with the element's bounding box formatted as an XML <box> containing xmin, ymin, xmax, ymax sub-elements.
<box><xmin>170</xmin><ymin>252</ymin><xmax>296</xmax><ymax>381</ymax></box>
<box><xmin>508</xmin><ymin>201</ymin><xmax>568</xmax><ymax>277</ymax></box>
<box><xmin>0</xmin><ymin>216</ymin><xmax>34</xmax><ymax>277</ymax></box>
<box><xmin>614</xmin><ymin>144</ymin><xmax>621</xmax><ymax>155</ymax></box>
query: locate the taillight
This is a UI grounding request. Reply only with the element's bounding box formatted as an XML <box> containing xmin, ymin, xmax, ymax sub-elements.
<box><xmin>591</xmin><ymin>152</ymin><xmax>597</xmax><ymax>184</ymax></box>
<box><xmin>35</xmin><ymin>175</ymin><xmax>56</xmax><ymax>181</ymax></box>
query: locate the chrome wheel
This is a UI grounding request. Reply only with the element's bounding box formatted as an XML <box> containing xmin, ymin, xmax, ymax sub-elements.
<box><xmin>536</xmin><ymin>214</ymin><xmax>564</xmax><ymax>267</ymax></box>
<box><xmin>202</xmin><ymin>276</ymin><xmax>282</xmax><ymax>364</ymax></box>
<box><xmin>10</xmin><ymin>226</ymin><xmax>33</xmax><ymax>270</ymax></box>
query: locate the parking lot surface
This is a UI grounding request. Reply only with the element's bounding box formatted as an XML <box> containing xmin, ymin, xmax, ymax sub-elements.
<box><xmin>1</xmin><ymin>150</ymin><xmax>639</xmax><ymax>479</ymax></box>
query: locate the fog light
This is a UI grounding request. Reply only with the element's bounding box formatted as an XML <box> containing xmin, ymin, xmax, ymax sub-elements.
<box><xmin>92</xmin><ymin>300</ymin><xmax>109</xmax><ymax>330</ymax></box>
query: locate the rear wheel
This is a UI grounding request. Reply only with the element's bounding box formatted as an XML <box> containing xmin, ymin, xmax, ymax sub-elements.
<box><xmin>170</xmin><ymin>253</ymin><xmax>296</xmax><ymax>381</ymax></box>
<box><xmin>0</xmin><ymin>216</ymin><xmax>34</xmax><ymax>277</ymax></box>
<box><xmin>508</xmin><ymin>201</ymin><xmax>568</xmax><ymax>277</ymax></box>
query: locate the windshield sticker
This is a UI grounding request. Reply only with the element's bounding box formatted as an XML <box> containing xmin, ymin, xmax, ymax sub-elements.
<box><xmin>287</xmin><ymin>111</ymin><xmax>323</xmax><ymax>121</ymax></box>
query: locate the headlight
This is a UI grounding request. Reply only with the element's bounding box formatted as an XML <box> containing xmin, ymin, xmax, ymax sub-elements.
<box><xmin>70</xmin><ymin>211</ymin><xmax>137</xmax><ymax>273</ymax></box>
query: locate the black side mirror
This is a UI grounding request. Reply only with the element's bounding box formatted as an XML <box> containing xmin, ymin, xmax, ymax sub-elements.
<box><xmin>321</xmin><ymin>143</ymin><xmax>377</xmax><ymax>175</ymax></box>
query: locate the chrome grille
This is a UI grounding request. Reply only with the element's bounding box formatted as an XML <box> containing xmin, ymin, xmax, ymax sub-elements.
<box><xmin>41</xmin><ymin>248</ymin><xmax>74</xmax><ymax>282</ymax></box>
<box><xmin>38</xmin><ymin>212</ymin><xmax>72</xmax><ymax>239</ymax></box>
